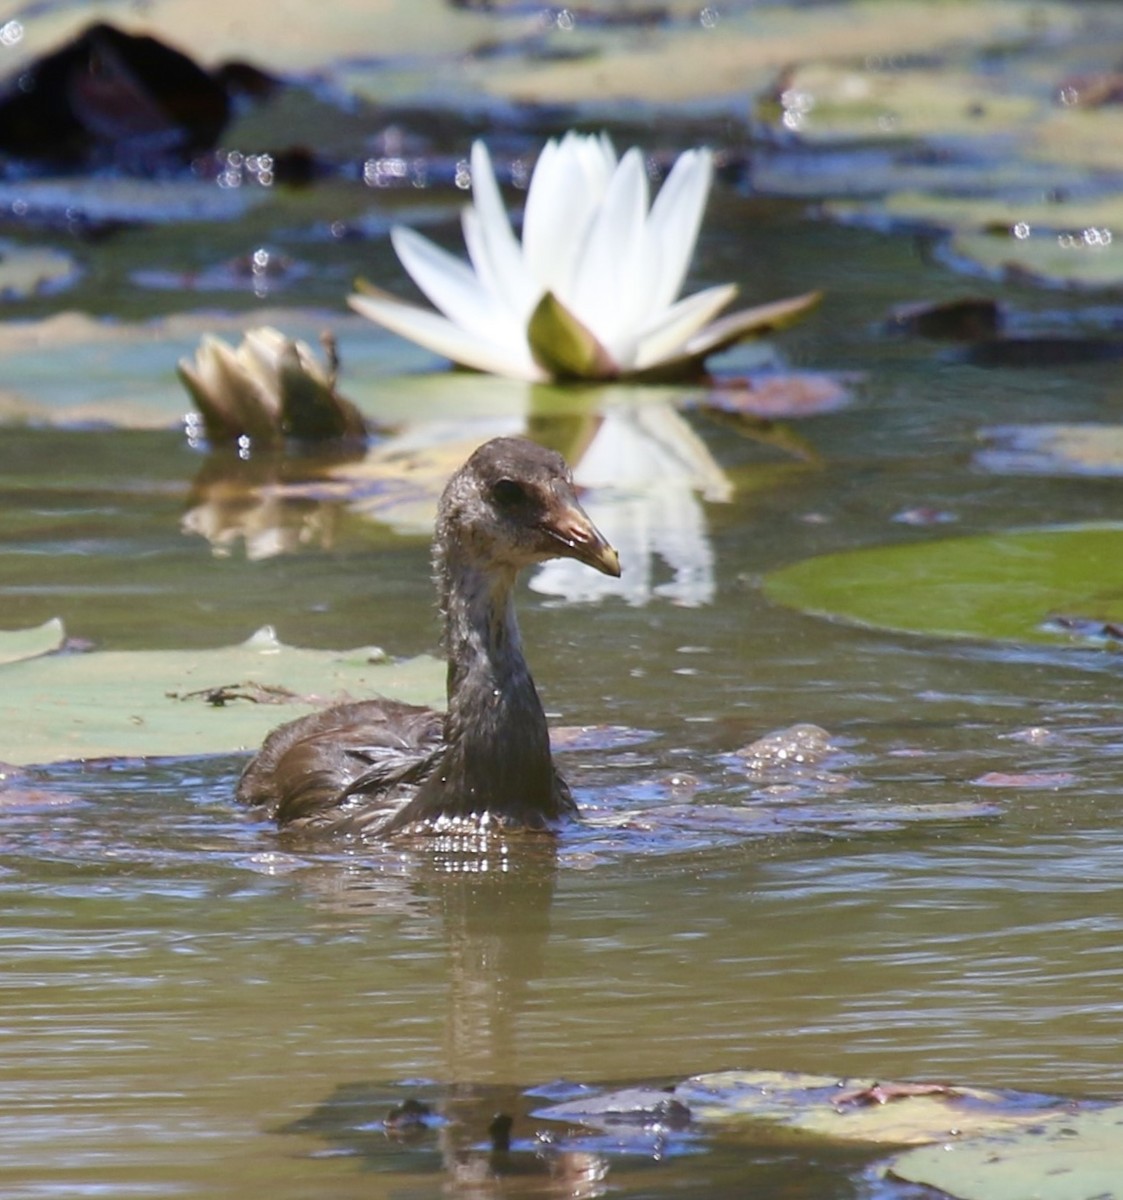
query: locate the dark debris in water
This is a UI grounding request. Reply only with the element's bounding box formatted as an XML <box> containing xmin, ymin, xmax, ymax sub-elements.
<box><xmin>130</xmin><ymin>248</ymin><xmax>312</xmax><ymax>295</ymax></box>
<box><xmin>958</xmin><ymin>336</ymin><xmax>1123</xmax><ymax>368</ymax></box>
<box><xmin>283</xmin><ymin>1076</ymin><xmax>705</xmax><ymax>1182</ymax></box>
<box><xmin>1041</xmin><ymin>614</ymin><xmax>1123</xmax><ymax>646</ymax></box>
<box><xmin>884</xmin><ymin>296</ymin><xmax>1002</xmax><ymax>341</ymax></box>
<box><xmin>0</xmin><ymin>23</ymin><xmax>266</xmax><ymax>171</ymax></box>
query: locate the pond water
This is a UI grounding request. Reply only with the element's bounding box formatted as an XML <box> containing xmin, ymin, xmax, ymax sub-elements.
<box><xmin>3</xmin><ymin>2</ymin><xmax>1123</xmax><ymax>1197</ymax></box>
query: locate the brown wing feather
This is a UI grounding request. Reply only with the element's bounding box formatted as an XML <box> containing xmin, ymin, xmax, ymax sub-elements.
<box><xmin>236</xmin><ymin>699</ymin><xmax>442</xmax><ymax>827</ymax></box>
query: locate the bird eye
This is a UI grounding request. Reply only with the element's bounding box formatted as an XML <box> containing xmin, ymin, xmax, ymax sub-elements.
<box><xmin>491</xmin><ymin>478</ymin><xmax>529</xmax><ymax>509</ymax></box>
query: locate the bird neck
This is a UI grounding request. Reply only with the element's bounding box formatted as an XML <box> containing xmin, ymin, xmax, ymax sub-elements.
<box><xmin>389</xmin><ymin>548</ymin><xmax>567</xmax><ymax>829</ymax></box>
<box><xmin>439</xmin><ymin>553</ymin><xmax>549</xmax><ymax>752</ymax></box>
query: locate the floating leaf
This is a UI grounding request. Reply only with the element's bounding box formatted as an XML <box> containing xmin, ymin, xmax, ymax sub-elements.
<box><xmin>0</xmin><ymin>310</ymin><xmax>412</xmax><ymax>429</ymax></box>
<box><xmin>0</xmin><ymin>240</ymin><xmax>79</xmax><ymax>298</ymax></box>
<box><xmin>972</xmin><ymin>771</ymin><xmax>1078</xmax><ymax>788</ymax></box>
<box><xmin>475</xmin><ymin>1</ymin><xmax>1073</xmax><ymax>106</ymax></box>
<box><xmin>675</xmin><ymin>1069</ymin><xmax>1069</xmax><ymax>1145</ymax></box>
<box><xmin>885</xmin><ymin>297</ymin><xmax>1002</xmax><ymax>341</ymax></box>
<box><xmin>831</xmin><ymin>191</ymin><xmax>1123</xmax><ymax>288</ymax></box>
<box><xmin>0</xmin><ymin>178</ymin><xmax>264</xmax><ymax>229</ymax></box>
<box><xmin>0</xmin><ymin>626</ymin><xmax>444</xmax><ymax>766</ymax></box>
<box><xmin>701</xmin><ymin>372</ymin><xmax>851</xmax><ymax>419</ymax></box>
<box><xmin>884</xmin><ymin>1102</ymin><xmax>1123</xmax><ymax>1199</ymax></box>
<box><xmin>977</xmin><ymin>424</ymin><xmax>1123</xmax><ymax>476</ymax></box>
<box><xmin>1035</xmin><ymin>106</ymin><xmax>1123</xmax><ymax>172</ymax></box>
<box><xmin>943</xmin><ymin>227</ymin><xmax>1123</xmax><ymax>289</ymax></box>
<box><xmin>833</xmin><ymin>189</ymin><xmax>1123</xmax><ymax>236</ymax></box>
<box><xmin>0</xmin><ymin>619</ymin><xmax>66</xmax><ymax>666</ymax></box>
<box><xmin>756</xmin><ymin>63</ymin><xmax>1037</xmax><ymax>144</ymax></box>
<box><xmin>763</xmin><ymin>525</ymin><xmax>1123</xmax><ymax>646</ymax></box>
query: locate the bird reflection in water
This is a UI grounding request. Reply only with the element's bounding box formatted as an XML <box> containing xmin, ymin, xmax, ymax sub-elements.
<box><xmin>282</xmin><ymin>836</ymin><xmax>615</xmax><ymax>1198</ymax></box>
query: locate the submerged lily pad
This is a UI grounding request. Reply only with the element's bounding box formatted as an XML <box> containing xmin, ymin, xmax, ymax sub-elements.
<box><xmin>884</xmin><ymin>1102</ymin><xmax>1123</xmax><ymax>1199</ymax></box>
<box><xmin>0</xmin><ymin>240</ymin><xmax>80</xmax><ymax>298</ymax></box>
<box><xmin>977</xmin><ymin>424</ymin><xmax>1123</xmax><ymax>476</ymax></box>
<box><xmin>675</xmin><ymin>1070</ymin><xmax>1070</xmax><ymax>1145</ymax></box>
<box><xmin>0</xmin><ymin>625</ymin><xmax>443</xmax><ymax>766</ymax></box>
<box><xmin>763</xmin><ymin>525</ymin><xmax>1123</xmax><ymax>646</ymax></box>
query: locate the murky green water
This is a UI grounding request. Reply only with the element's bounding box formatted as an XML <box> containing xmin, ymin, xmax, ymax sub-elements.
<box><xmin>4</xmin><ymin>2</ymin><xmax>1123</xmax><ymax>1196</ymax></box>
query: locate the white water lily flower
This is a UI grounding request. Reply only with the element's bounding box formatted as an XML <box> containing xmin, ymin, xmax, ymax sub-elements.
<box><xmin>349</xmin><ymin>133</ymin><xmax>820</xmax><ymax>382</ymax></box>
<box><xmin>177</xmin><ymin>327</ymin><xmax>366</xmax><ymax>447</ymax></box>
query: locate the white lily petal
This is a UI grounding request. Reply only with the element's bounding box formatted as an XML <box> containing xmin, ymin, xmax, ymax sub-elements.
<box><xmin>391</xmin><ymin>226</ymin><xmax>510</xmax><ymax>346</ymax></box>
<box><xmin>351</xmin><ymin>132</ymin><xmax>815</xmax><ymax>384</ymax></box>
<box><xmin>569</xmin><ymin>147</ymin><xmax>650</xmax><ymax>366</ymax></box>
<box><xmin>463</xmin><ymin>141</ymin><xmax>537</xmax><ymax>319</ymax></box>
<box><xmin>634</xmin><ymin>283</ymin><xmax>737</xmax><ymax>371</ymax></box>
<box><xmin>462</xmin><ymin>208</ymin><xmax>536</xmax><ymax>335</ymax></box>
<box><xmin>645</xmin><ymin>149</ymin><xmax>714</xmax><ymax>311</ymax></box>
<box><xmin>348</xmin><ymin>291</ymin><xmax>546</xmax><ymax>381</ymax></box>
<box><xmin>523</xmin><ymin>136</ymin><xmax>611</xmax><ymax>299</ymax></box>
<box><xmin>683</xmin><ymin>290</ymin><xmax>824</xmax><ymax>360</ymax></box>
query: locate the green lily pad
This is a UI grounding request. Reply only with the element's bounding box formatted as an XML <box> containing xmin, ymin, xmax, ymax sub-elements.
<box><xmin>1035</xmin><ymin>107</ymin><xmax>1123</xmax><ymax>172</ymax></box>
<box><xmin>944</xmin><ymin>227</ymin><xmax>1123</xmax><ymax>289</ymax></box>
<box><xmin>755</xmin><ymin>63</ymin><xmax>1037</xmax><ymax>144</ymax></box>
<box><xmin>762</xmin><ymin>525</ymin><xmax>1123</xmax><ymax>646</ymax></box>
<box><xmin>0</xmin><ymin>619</ymin><xmax>65</xmax><ymax>666</ymax></box>
<box><xmin>477</xmin><ymin>1</ymin><xmax>1073</xmax><ymax>107</ymax></box>
<box><xmin>0</xmin><ymin>310</ymin><xmax>416</xmax><ymax>429</ymax></box>
<box><xmin>831</xmin><ymin>190</ymin><xmax>1123</xmax><ymax>237</ymax></box>
<box><xmin>830</xmin><ymin>191</ymin><xmax>1123</xmax><ymax>288</ymax></box>
<box><xmin>675</xmin><ymin>1070</ymin><xmax>1070</xmax><ymax>1146</ymax></box>
<box><xmin>0</xmin><ymin>625</ymin><xmax>444</xmax><ymax>766</ymax></box>
<box><xmin>884</xmin><ymin>1102</ymin><xmax>1123</xmax><ymax>1199</ymax></box>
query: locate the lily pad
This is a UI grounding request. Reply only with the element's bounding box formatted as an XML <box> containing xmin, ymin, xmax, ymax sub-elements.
<box><xmin>762</xmin><ymin>525</ymin><xmax>1123</xmax><ymax>646</ymax></box>
<box><xmin>0</xmin><ymin>310</ymin><xmax>415</xmax><ymax>429</ymax></box>
<box><xmin>977</xmin><ymin>424</ymin><xmax>1123</xmax><ymax>476</ymax></box>
<box><xmin>0</xmin><ymin>625</ymin><xmax>444</xmax><ymax>766</ymax></box>
<box><xmin>0</xmin><ymin>618</ymin><xmax>65</xmax><ymax>666</ymax></box>
<box><xmin>833</xmin><ymin>190</ymin><xmax>1123</xmax><ymax>236</ymax></box>
<box><xmin>675</xmin><ymin>1069</ymin><xmax>1070</xmax><ymax>1145</ymax></box>
<box><xmin>0</xmin><ymin>178</ymin><xmax>266</xmax><ymax>228</ymax></box>
<box><xmin>476</xmin><ymin>1</ymin><xmax>1074</xmax><ymax>107</ymax></box>
<box><xmin>943</xmin><ymin>227</ymin><xmax>1123</xmax><ymax>289</ymax></box>
<box><xmin>756</xmin><ymin>63</ymin><xmax>1037</xmax><ymax>144</ymax></box>
<box><xmin>831</xmin><ymin>191</ymin><xmax>1123</xmax><ymax>287</ymax></box>
<box><xmin>0</xmin><ymin>239</ymin><xmax>80</xmax><ymax>298</ymax></box>
<box><xmin>884</xmin><ymin>1102</ymin><xmax>1123</xmax><ymax>1199</ymax></box>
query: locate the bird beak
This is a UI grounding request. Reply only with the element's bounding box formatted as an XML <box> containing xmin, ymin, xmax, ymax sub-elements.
<box><xmin>545</xmin><ymin>500</ymin><xmax>621</xmax><ymax>577</ymax></box>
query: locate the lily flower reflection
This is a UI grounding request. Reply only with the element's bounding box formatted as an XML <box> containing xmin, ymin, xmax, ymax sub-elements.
<box><xmin>349</xmin><ymin>132</ymin><xmax>820</xmax><ymax>382</ymax></box>
<box><xmin>177</xmin><ymin>326</ymin><xmax>366</xmax><ymax>447</ymax></box>
<box><xmin>531</xmin><ymin>403</ymin><xmax>730</xmax><ymax>607</ymax></box>
<box><xmin>182</xmin><ymin>451</ymin><xmax>355</xmax><ymax>561</ymax></box>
